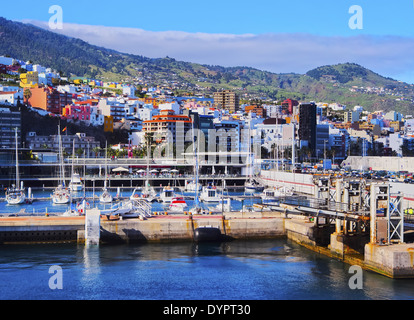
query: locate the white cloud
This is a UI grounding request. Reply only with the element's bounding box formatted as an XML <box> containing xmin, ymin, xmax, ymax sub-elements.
<box><xmin>23</xmin><ymin>20</ymin><xmax>414</xmax><ymax>83</ymax></box>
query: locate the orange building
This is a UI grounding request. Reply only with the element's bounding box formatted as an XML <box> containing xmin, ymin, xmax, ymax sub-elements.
<box><xmin>143</xmin><ymin>110</ymin><xmax>192</xmax><ymax>144</ymax></box>
<box><xmin>26</xmin><ymin>86</ymin><xmax>73</xmax><ymax>114</ymax></box>
<box><xmin>244</xmin><ymin>105</ymin><xmax>266</xmax><ymax>118</ymax></box>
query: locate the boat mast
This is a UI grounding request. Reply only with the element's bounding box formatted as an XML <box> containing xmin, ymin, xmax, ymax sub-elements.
<box><xmin>57</xmin><ymin>125</ymin><xmax>63</xmax><ymax>186</ymax></box>
<box><xmin>193</xmin><ymin>119</ymin><xmax>200</xmax><ymax>208</ymax></box>
<box><xmin>72</xmin><ymin>139</ymin><xmax>75</xmax><ymax>185</ymax></box>
<box><xmin>14</xmin><ymin>128</ymin><xmax>20</xmax><ymax>189</ymax></box>
<box><xmin>105</xmin><ymin>140</ymin><xmax>108</xmax><ymax>188</ymax></box>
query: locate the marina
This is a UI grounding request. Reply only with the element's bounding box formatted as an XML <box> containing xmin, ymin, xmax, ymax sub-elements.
<box><xmin>2</xmin><ymin>169</ymin><xmax>414</xmax><ymax>280</ymax></box>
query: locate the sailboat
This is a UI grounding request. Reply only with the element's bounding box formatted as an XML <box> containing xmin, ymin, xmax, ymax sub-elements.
<box><xmin>5</xmin><ymin>128</ymin><xmax>26</xmax><ymax>205</ymax></box>
<box><xmin>100</xmin><ymin>141</ymin><xmax>113</xmax><ymax>203</ymax></box>
<box><xmin>244</xmin><ymin>125</ymin><xmax>264</xmax><ymax>193</ymax></box>
<box><xmin>51</xmin><ymin>125</ymin><xmax>70</xmax><ymax>204</ymax></box>
<box><xmin>185</xmin><ymin>179</ymin><xmax>202</xmax><ymax>192</ymax></box>
<box><xmin>189</xmin><ymin>120</ymin><xmax>202</xmax><ymax>214</ymax></box>
<box><xmin>69</xmin><ymin>140</ymin><xmax>84</xmax><ymax>192</ymax></box>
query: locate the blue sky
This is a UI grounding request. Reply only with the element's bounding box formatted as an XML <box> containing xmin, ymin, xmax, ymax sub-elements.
<box><xmin>2</xmin><ymin>0</ymin><xmax>414</xmax><ymax>36</ymax></box>
<box><xmin>3</xmin><ymin>1</ymin><xmax>414</xmax><ymax>83</ymax></box>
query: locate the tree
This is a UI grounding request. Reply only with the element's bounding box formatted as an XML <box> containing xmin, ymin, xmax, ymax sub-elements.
<box><xmin>23</xmin><ymin>89</ymin><xmax>32</xmax><ymax>102</ymax></box>
<box><xmin>75</xmin><ymin>148</ymin><xmax>84</xmax><ymax>157</ymax></box>
<box><xmin>92</xmin><ymin>146</ymin><xmax>101</xmax><ymax>158</ymax></box>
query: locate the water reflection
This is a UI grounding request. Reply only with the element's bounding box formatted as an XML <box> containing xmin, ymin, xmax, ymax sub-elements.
<box><xmin>1</xmin><ymin>240</ymin><xmax>414</xmax><ymax>300</ymax></box>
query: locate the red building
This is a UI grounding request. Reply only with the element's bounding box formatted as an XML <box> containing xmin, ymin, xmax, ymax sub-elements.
<box><xmin>281</xmin><ymin>99</ymin><xmax>299</xmax><ymax>115</ymax></box>
<box><xmin>62</xmin><ymin>105</ymin><xmax>91</xmax><ymax>122</ymax></box>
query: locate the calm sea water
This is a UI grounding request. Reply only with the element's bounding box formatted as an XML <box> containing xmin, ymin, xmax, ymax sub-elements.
<box><xmin>0</xmin><ymin>188</ymin><xmax>257</xmax><ymax>215</ymax></box>
<box><xmin>1</xmin><ymin>239</ymin><xmax>414</xmax><ymax>300</ymax></box>
<box><xmin>1</xmin><ymin>189</ymin><xmax>414</xmax><ymax>301</ymax></box>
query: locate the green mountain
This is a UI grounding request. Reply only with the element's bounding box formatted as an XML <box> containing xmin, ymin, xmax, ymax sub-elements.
<box><xmin>1</xmin><ymin>17</ymin><xmax>413</xmax><ymax>114</ymax></box>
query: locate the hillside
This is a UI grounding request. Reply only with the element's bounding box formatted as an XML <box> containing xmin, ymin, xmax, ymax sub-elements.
<box><xmin>1</xmin><ymin>17</ymin><xmax>414</xmax><ymax>114</ymax></box>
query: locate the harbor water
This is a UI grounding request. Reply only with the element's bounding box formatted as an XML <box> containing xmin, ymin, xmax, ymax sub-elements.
<box><xmin>1</xmin><ymin>239</ymin><xmax>414</xmax><ymax>300</ymax></box>
<box><xmin>1</xmin><ymin>188</ymin><xmax>414</xmax><ymax>301</ymax></box>
<box><xmin>0</xmin><ymin>188</ymin><xmax>261</xmax><ymax>215</ymax></box>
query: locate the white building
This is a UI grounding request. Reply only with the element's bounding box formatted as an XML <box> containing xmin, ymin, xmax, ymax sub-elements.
<box><xmin>89</xmin><ymin>106</ymin><xmax>105</xmax><ymax>126</ymax></box>
<box><xmin>158</xmin><ymin>102</ymin><xmax>180</xmax><ymax>115</ymax></box>
<box><xmin>0</xmin><ymin>85</ymin><xmax>20</xmax><ymax>92</ymax></box>
<box><xmin>376</xmin><ymin>133</ymin><xmax>404</xmax><ymax>157</ymax></box>
<box><xmin>57</xmin><ymin>84</ymin><xmax>78</xmax><ymax>94</ymax></box>
<box><xmin>329</xmin><ymin>103</ymin><xmax>346</xmax><ymax>111</ymax></box>
<box><xmin>263</xmin><ymin>105</ymin><xmax>283</xmax><ymax>118</ymax></box>
<box><xmin>123</xmin><ymin>85</ymin><xmax>136</xmax><ymax>97</ymax></box>
<box><xmin>32</xmin><ymin>65</ymin><xmax>46</xmax><ymax>73</ymax></box>
<box><xmin>256</xmin><ymin>119</ymin><xmax>294</xmax><ymax>152</ymax></box>
<box><xmin>0</xmin><ymin>91</ymin><xmax>23</xmax><ymax>106</ymax></box>
<box><xmin>136</xmin><ymin>105</ymin><xmax>159</xmax><ymax>121</ymax></box>
<box><xmin>354</xmin><ymin>105</ymin><xmax>364</xmax><ymax>112</ymax></box>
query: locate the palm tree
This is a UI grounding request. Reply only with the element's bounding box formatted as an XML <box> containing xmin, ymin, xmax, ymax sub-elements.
<box><xmin>92</xmin><ymin>146</ymin><xmax>101</xmax><ymax>158</ymax></box>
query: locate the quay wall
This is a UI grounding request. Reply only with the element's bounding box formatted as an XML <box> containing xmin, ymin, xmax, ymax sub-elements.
<box><xmin>2</xmin><ymin>213</ymin><xmax>414</xmax><ymax>279</ymax></box>
<box><xmin>99</xmin><ymin>215</ymin><xmax>285</xmax><ymax>243</ymax></box>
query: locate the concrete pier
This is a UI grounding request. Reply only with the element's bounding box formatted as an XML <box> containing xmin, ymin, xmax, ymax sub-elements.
<box><xmin>2</xmin><ymin>212</ymin><xmax>414</xmax><ymax>278</ymax></box>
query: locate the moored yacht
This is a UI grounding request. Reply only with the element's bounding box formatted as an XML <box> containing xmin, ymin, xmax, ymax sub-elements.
<box><xmin>160</xmin><ymin>186</ymin><xmax>174</xmax><ymax>203</ymax></box>
<box><xmin>169</xmin><ymin>197</ymin><xmax>188</xmax><ymax>212</ymax></box>
<box><xmin>51</xmin><ymin>184</ymin><xmax>70</xmax><ymax>204</ymax></box>
<box><xmin>6</xmin><ymin>129</ymin><xmax>26</xmax><ymax>205</ymax></box>
<box><xmin>69</xmin><ymin>173</ymin><xmax>83</xmax><ymax>192</ymax></box>
<box><xmin>200</xmin><ymin>185</ymin><xmax>221</xmax><ymax>203</ymax></box>
<box><xmin>261</xmin><ymin>186</ymin><xmax>294</xmax><ymax>202</ymax></box>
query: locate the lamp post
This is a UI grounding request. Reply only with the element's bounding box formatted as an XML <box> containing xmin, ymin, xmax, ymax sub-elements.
<box><xmin>324</xmin><ymin>139</ymin><xmax>328</xmax><ymax>174</ymax></box>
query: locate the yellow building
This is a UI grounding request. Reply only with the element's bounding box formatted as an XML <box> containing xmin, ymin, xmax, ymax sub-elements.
<box><xmin>104</xmin><ymin>116</ymin><xmax>114</xmax><ymax>133</ymax></box>
<box><xmin>20</xmin><ymin>71</ymin><xmax>38</xmax><ymax>88</ymax></box>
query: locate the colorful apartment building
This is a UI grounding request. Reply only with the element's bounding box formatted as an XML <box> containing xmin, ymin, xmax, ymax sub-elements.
<box><xmin>20</xmin><ymin>71</ymin><xmax>38</xmax><ymax>89</ymax></box>
<box><xmin>26</xmin><ymin>86</ymin><xmax>73</xmax><ymax>114</ymax></box>
<box><xmin>143</xmin><ymin>110</ymin><xmax>192</xmax><ymax>145</ymax></box>
<box><xmin>244</xmin><ymin>105</ymin><xmax>266</xmax><ymax>118</ymax></box>
<box><xmin>62</xmin><ymin>105</ymin><xmax>91</xmax><ymax>122</ymax></box>
<box><xmin>281</xmin><ymin>99</ymin><xmax>299</xmax><ymax>114</ymax></box>
<box><xmin>213</xmin><ymin>90</ymin><xmax>240</xmax><ymax>113</ymax></box>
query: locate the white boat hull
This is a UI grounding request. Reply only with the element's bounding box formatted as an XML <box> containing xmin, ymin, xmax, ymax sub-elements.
<box><xmin>51</xmin><ymin>187</ymin><xmax>70</xmax><ymax>204</ymax></box>
<box><xmin>100</xmin><ymin>191</ymin><xmax>113</xmax><ymax>204</ymax></box>
<box><xmin>6</xmin><ymin>194</ymin><xmax>26</xmax><ymax>205</ymax></box>
<box><xmin>52</xmin><ymin>196</ymin><xmax>70</xmax><ymax>205</ymax></box>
